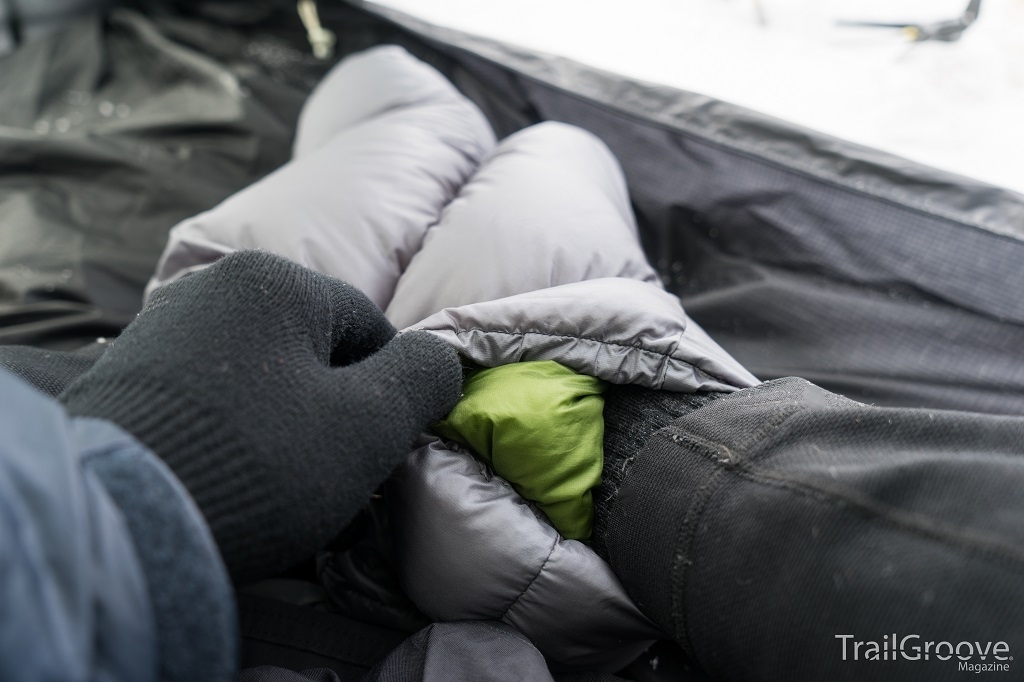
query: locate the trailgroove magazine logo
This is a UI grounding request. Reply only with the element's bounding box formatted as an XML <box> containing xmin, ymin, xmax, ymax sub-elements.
<box><xmin>836</xmin><ymin>635</ymin><xmax>1013</xmax><ymax>673</ymax></box>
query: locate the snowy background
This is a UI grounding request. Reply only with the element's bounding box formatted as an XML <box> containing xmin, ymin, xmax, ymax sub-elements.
<box><xmin>376</xmin><ymin>0</ymin><xmax>1024</xmax><ymax>194</ymax></box>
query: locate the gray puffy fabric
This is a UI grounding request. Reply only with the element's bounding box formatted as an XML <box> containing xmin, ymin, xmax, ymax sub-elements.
<box><xmin>145</xmin><ymin>44</ymin><xmax>757</xmax><ymax>671</ymax></box>
<box><xmin>386</xmin><ymin>439</ymin><xmax>663</xmax><ymax>672</ymax></box>
<box><xmin>145</xmin><ymin>45</ymin><xmax>496</xmax><ymax>309</ymax></box>
<box><xmin>384</xmin><ymin>120</ymin><xmax>659</xmax><ymax>328</ymax></box>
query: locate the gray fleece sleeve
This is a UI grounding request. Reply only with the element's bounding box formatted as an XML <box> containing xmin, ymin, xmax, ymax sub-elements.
<box><xmin>0</xmin><ymin>369</ymin><xmax>236</xmax><ymax>682</ymax></box>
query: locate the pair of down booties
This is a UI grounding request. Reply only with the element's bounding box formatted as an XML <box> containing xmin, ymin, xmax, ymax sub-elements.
<box><xmin>148</xmin><ymin>45</ymin><xmax>758</xmax><ymax>672</ymax></box>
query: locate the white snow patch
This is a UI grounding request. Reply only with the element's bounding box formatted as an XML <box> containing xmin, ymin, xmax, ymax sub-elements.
<box><xmin>376</xmin><ymin>0</ymin><xmax>1024</xmax><ymax>194</ymax></box>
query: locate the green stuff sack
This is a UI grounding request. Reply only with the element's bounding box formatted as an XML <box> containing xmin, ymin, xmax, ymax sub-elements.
<box><xmin>433</xmin><ymin>360</ymin><xmax>606</xmax><ymax>540</ymax></box>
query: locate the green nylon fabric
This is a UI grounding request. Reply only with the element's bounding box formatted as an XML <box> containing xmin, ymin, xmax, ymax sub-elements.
<box><xmin>433</xmin><ymin>360</ymin><xmax>606</xmax><ymax>540</ymax></box>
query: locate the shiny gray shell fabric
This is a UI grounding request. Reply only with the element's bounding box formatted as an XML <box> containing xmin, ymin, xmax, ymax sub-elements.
<box><xmin>144</xmin><ymin>44</ymin><xmax>756</xmax><ymax>671</ymax></box>
<box><xmin>409</xmin><ymin>278</ymin><xmax>758</xmax><ymax>392</ymax></box>
<box><xmin>386</xmin><ymin>440</ymin><xmax>663</xmax><ymax>672</ymax></box>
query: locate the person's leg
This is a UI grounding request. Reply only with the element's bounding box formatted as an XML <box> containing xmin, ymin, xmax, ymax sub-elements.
<box><xmin>596</xmin><ymin>377</ymin><xmax>1024</xmax><ymax>681</ymax></box>
<box><xmin>146</xmin><ymin>46</ymin><xmax>495</xmax><ymax>309</ymax></box>
<box><xmin>385</xmin><ymin>121</ymin><xmax>660</xmax><ymax>329</ymax></box>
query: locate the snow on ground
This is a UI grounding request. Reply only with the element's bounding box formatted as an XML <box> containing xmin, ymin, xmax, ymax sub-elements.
<box><xmin>375</xmin><ymin>0</ymin><xmax>1024</xmax><ymax>194</ymax></box>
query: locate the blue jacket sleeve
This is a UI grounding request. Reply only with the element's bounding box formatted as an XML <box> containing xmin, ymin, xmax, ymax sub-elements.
<box><xmin>0</xmin><ymin>368</ymin><xmax>237</xmax><ymax>682</ymax></box>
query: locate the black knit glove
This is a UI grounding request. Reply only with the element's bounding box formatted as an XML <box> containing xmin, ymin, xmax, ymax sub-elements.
<box><xmin>60</xmin><ymin>251</ymin><xmax>463</xmax><ymax>583</ymax></box>
<box><xmin>0</xmin><ymin>341</ymin><xmax>108</xmax><ymax>397</ymax></box>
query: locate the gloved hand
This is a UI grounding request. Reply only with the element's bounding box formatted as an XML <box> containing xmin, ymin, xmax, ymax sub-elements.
<box><xmin>0</xmin><ymin>341</ymin><xmax>108</xmax><ymax>397</ymax></box>
<box><xmin>60</xmin><ymin>251</ymin><xmax>463</xmax><ymax>583</ymax></box>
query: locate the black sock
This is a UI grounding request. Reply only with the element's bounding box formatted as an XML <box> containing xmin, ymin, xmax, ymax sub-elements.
<box><xmin>593</xmin><ymin>385</ymin><xmax>724</xmax><ymax>559</ymax></box>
